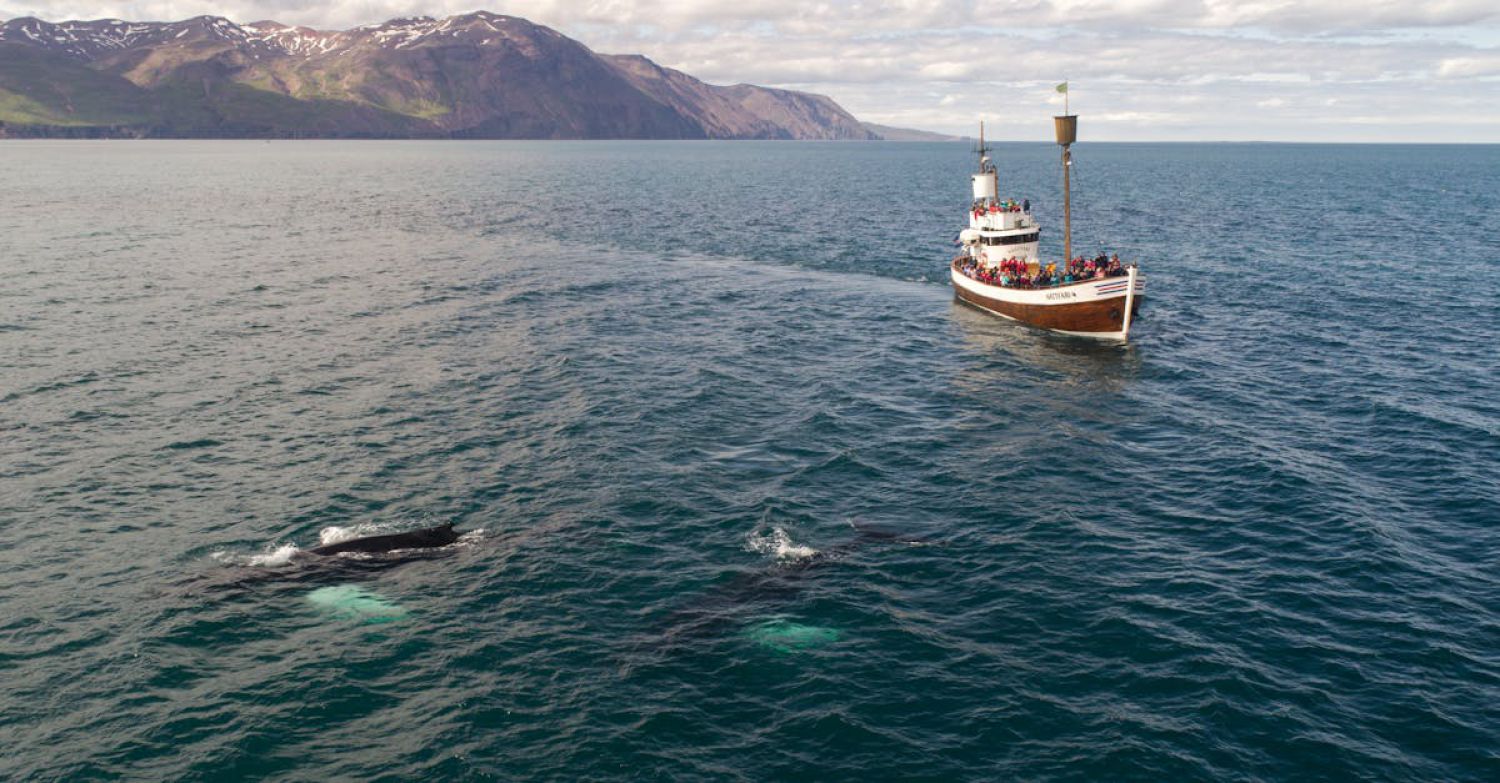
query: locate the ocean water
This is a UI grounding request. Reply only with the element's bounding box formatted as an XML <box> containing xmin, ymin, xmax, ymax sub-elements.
<box><xmin>1</xmin><ymin>140</ymin><xmax>1496</xmax><ymax>781</ymax></box>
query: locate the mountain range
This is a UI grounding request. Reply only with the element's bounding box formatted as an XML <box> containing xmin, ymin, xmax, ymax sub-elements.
<box><xmin>0</xmin><ymin>12</ymin><xmax>947</xmax><ymax>140</ymax></box>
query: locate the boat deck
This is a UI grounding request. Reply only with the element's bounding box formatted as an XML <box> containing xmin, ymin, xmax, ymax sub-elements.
<box><xmin>952</xmin><ymin>256</ymin><xmax>1132</xmax><ymax>292</ymax></box>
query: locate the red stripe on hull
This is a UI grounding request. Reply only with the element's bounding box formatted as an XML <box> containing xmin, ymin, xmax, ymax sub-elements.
<box><xmin>954</xmin><ymin>280</ymin><xmax>1142</xmax><ymax>334</ymax></box>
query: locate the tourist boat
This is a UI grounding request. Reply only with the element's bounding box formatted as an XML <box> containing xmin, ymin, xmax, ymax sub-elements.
<box><xmin>951</xmin><ymin>111</ymin><xmax>1144</xmax><ymax>340</ymax></box>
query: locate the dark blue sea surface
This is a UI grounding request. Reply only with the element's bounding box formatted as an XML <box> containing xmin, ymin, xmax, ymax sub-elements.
<box><xmin>1</xmin><ymin>140</ymin><xmax>1497</xmax><ymax>781</ymax></box>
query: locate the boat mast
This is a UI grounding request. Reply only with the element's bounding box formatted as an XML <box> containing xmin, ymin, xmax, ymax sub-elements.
<box><xmin>976</xmin><ymin>121</ymin><xmax>994</xmax><ymax>199</ymax></box>
<box><xmin>1055</xmin><ymin>109</ymin><xmax>1077</xmax><ymax>265</ymax></box>
<box><xmin>977</xmin><ymin>121</ymin><xmax>990</xmax><ymax>171</ymax></box>
<box><xmin>971</xmin><ymin>121</ymin><xmax>998</xmax><ymax>212</ymax></box>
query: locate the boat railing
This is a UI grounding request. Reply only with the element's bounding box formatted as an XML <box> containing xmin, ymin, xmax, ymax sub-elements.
<box><xmin>971</xmin><ymin>218</ymin><xmax>1036</xmax><ymax>232</ymax></box>
<box><xmin>953</xmin><ymin>257</ymin><xmax>1135</xmax><ymax>291</ymax></box>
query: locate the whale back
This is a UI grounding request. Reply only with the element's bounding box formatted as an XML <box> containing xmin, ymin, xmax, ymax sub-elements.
<box><xmin>308</xmin><ymin>523</ymin><xmax>460</xmax><ymax>556</ymax></box>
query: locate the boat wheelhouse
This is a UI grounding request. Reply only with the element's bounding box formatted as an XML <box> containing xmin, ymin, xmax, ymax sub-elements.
<box><xmin>951</xmin><ymin>110</ymin><xmax>1144</xmax><ymax>340</ymax></box>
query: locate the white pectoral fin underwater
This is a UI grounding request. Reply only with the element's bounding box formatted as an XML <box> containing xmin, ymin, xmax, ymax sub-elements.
<box><xmin>306</xmin><ymin>584</ymin><xmax>409</xmax><ymax>624</ymax></box>
<box><xmin>746</xmin><ymin>618</ymin><xmax>841</xmax><ymax>654</ymax></box>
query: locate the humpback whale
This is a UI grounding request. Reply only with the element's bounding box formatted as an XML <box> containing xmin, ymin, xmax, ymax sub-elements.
<box><xmin>184</xmin><ymin>522</ymin><xmax>467</xmax><ymax>597</ymax></box>
<box><xmin>645</xmin><ymin>522</ymin><xmax>933</xmax><ymax>653</ymax></box>
<box><xmin>306</xmin><ymin>522</ymin><xmax>461</xmax><ymax>556</ymax></box>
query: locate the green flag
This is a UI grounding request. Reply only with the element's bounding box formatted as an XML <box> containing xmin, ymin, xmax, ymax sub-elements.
<box><xmin>1055</xmin><ymin>81</ymin><xmax>1068</xmax><ymax>94</ymax></box>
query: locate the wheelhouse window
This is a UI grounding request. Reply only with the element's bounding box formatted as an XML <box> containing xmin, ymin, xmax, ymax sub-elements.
<box><xmin>981</xmin><ymin>232</ymin><xmax>1040</xmax><ymax>246</ymax></box>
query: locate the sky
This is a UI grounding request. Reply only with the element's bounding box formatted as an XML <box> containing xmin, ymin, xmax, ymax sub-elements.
<box><xmin>3</xmin><ymin>1</ymin><xmax>1498</xmax><ymax>141</ymax></box>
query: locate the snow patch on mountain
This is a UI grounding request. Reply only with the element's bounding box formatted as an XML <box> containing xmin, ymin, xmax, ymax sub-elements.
<box><xmin>0</xmin><ymin>11</ymin><xmax>550</xmax><ymax>60</ymax></box>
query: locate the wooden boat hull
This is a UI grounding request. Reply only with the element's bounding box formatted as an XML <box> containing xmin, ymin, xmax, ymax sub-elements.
<box><xmin>951</xmin><ymin>261</ymin><xmax>1144</xmax><ymax>340</ymax></box>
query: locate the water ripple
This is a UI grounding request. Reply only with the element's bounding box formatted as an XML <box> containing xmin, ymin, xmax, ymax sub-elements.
<box><xmin>0</xmin><ymin>141</ymin><xmax>1495</xmax><ymax>781</ymax></box>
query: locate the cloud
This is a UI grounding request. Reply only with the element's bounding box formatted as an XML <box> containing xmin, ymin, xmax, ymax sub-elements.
<box><xmin>1437</xmin><ymin>54</ymin><xmax>1500</xmax><ymax>78</ymax></box>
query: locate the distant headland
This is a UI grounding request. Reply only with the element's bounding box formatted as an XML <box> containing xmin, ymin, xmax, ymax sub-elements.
<box><xmin>0</xmin><ymin>11</ymin><xmax>955</xmax><ymax>140</ymax></box>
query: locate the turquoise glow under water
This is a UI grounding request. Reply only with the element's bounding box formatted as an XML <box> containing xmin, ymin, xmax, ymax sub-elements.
<box><xmin>306</xmin><ymin>585</ymin><xmax>409</xmax><ymax>623</ymax></box>
<box><xmin>745</xmin><ymin>619</ymin><xmax>841</xmax><ymax>653</ymax></box>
